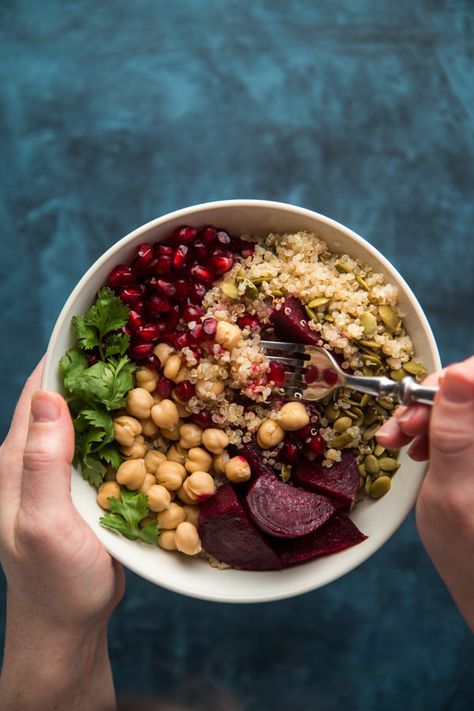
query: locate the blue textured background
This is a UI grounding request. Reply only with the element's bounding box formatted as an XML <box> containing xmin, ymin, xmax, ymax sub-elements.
<box><xmin>1</xmin><ymin>1</ymin><xmax>474</xmax><ymax>709</ymax></box>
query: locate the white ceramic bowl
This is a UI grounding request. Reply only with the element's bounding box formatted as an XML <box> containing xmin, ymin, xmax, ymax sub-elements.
<box><xmin>43</xmin><ymin>200</ymin><xmax>440</xmax><ymax>603</ymax></box>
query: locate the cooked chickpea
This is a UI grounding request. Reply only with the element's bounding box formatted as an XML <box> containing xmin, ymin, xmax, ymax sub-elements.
<box><xmin>120</xmin><ymin>434</ymin><xmax>147</xmax><ymax>459</ymax></box>
<box><xmin>157</xmin><ymin>502</ymin><xmax>186</xmax><ymax>529</ymax></box>
<box><xmin>175</xmin><ymin>522</ymin><xmax>202</xmax><ymax>556</ymax></box>
<box><xmin>213</xmin><ymin>451</ymin><xmax>230</xmax><ymax>475</ymax></box>
<box><xmin>202</xmin><ymin>428</ymin><xmax>229</xmax><ymax>455</ymax></box>
<box><xmin>179</xmin><ymin>423</ymin><xmax>203</xmax><ymax>449</ymax></box>
<box><xmin>225</xmin><ymin>456</ymin><xmax>251</xmax><ymax>483</ymax></box>
<box><xmin>167</xmin><ymin>443</ymin><xmax>187</xmax><ymax>465</ymax></box>
<box><xmin>163</xmin><ymin>353</ymin><xmax>182</xmax><ymax>382</ymax></box>
<box><xmin>96</xmin><ymin>481</ymin><xmax>121</xmax><ymax>510</ymax></box>
<box><xmin>126</xmin><ymin>387</ymin><xmax>155</xmax><ymax>420</ymax></box>
<box><xmin>215</xmin><ymin>320</ymin><xmax>242</xmax><ymax>350</ymax></box>
<box><xmin>151</xmin><ymin>399</ymin><xmax>180</xmax><ymax>429</ymax></box>
<box><xmin>277</xmin><ymin>401</ymin><xmax>310</xmax><ymax>431</ymax></box>
<box><xmin>160</xmin><ymin>421</ymin><xmax>182</xmax><ymax>441</ymax></box>
<box><xmin>175</xmin><ymin>401</ymin><xmax>192</xmax><ymax>419</ymax></box>
<box><xmin>195</xmin><ymin>380</ymin><xmax>225</xmax><ymax>400</ymax></box>
<box><xmin>114</xmin><ymin>415</ymin><xmax>142</xmax><ymax>447</ymax></box>
<box><xmin>155</xmin><ymin>461</ymin><xmax>186</xmax><ymax>491</ymax></box>
<box><xmin>116</xmin><ymin>458</ymin><xmax>147</xmax><ymax>490</ymax></box>
<box><xmin>256</xmin><ymin>418</ymin><xmax>285</xmax><ymax>449</ymax></box>
<box><xmin>141</xmin><ymin>417</ymin><xmax>159</xmax><ymax>438</ymax></box>
<box><xmin>185</xmin><ymin>447</ymin><xmax>212</xmax><ymax>473</ymax></box>
<box><xmin>176</xmin><ymin>484</ymin><xmax>195</xmax><ymax>505</ymax></box>
<box><xmin>174</xmin><ymin>366</ymin><xmax>191</xmax><ymax>384</ymax></box>
<box><xmin>182</xmin><ymin>505</ymin><xmax>200</xmax><ymax>527</ymax></box>
<box><xmin>158</xmin><ymin>529</ymin><xmax>177</xmax><ymax>551</ymax></box>
<box><xmin>144</xmin><ymin>449</ymin><xmax>167</xmax><ymax>474</ymax></box>
<box><xmin>153</xmin><ymin>342</ymin><xmax>175</xmax><ymax>366</ymax></box>
<box><xmin>183</xmin><ymin>471</ymin><xmax>216</xmax><ymax>502</ymax></box>
<box><xmin>138</xmin><ymin>472</ymin><xmax>157</xmax><ymax>494</ymax></box>
<box><xmin>135</xmin><ymin>365</ymin><xmax>158</xmax><ymax>393</ymax></box>
<box><xmin>146</xmin><ymin>484</ymin><xmax>172</xmax><ymax>512</ymax></box>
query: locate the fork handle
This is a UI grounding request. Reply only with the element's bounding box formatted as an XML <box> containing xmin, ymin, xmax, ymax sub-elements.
<box><xmin>344</xmin><ymin>374</ymin><xmax>438</xmax><ymax>406</ymax></box>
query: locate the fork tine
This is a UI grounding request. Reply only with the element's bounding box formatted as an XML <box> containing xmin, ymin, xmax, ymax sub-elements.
<box><xmin>281</xmin><ymin>385</ymin><xmax>305</xmax><ymax>398</ymax></box>
<box><xmin>265</xmin><ymin>354</ymin><xmax>303</xmax><ymax>367</ymax></box>
<box><xmin>285</xmin><ymin>372</ymin><xmax>306</xmax><ymax>387</ymax></box>
<box><xmin>261</xmin><ymin>340</ymin><xmax>308</xmax><ymax>355</ymax></box>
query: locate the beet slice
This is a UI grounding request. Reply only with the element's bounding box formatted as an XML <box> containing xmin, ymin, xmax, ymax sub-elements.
<box><xmin>238</xmin><ymin>439</ymin><xmax>274</xmax><ymax>479</ymax></box>
<box><xmin>270</xmin><ymin>295</ymin><xmax>320</xmax><ymax>345</ymax></box>
<box><xmin>246</xmin><ymin>471</ymin><xmax>341</xmax><ymax>538</ymax></box>
<box><xmin>198</xmin><ymin>483</ymin><xmax>282</xmax><ymax>571</ymax></box>
<box><xmin>292</xmin><ymin>450</ymin><xmax>360</xmax><ymax>511</ymax></box>
<box><xmin>271</xmin><ymin>513</ymin><xmax>367</xmax><ymax>567</ymax></box>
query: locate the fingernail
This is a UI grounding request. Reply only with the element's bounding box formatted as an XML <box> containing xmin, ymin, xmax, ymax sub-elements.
<box><xmin>376</xmin><ymin>418</ymin><xmax>400</xmax><ymax>440</ymax></box>
<box><xmin>31</xmin><ymin>392</ymin><xmax>60</xmax><ymax>422</ymax></box>
<box><xmin>442</xmin><ymin>376</ymin><xmax>473</xmax><ymax>403</ymax></box>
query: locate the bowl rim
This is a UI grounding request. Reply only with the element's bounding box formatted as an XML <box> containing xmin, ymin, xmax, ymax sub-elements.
<box><xmin>42</xmin><ymin>199</ymin><xmax>441</xmax><ymax>603</ymax></box>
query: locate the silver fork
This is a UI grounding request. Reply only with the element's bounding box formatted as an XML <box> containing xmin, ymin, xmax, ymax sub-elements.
<box><xmin>261</xmin><ymin>341</ymin><xmax>438</xmax><ymax>406</ymax></box>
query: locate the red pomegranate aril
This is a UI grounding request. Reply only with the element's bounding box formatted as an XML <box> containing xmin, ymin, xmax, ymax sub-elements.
<box><xmin>154</xmin><ymin>244</ymin><xmax>173</xmax><ymax>257</ymax></box>
<box><xmin>175</xmin><ymin>332</ymin><xmax>191</xmax><ymax>350</ymax></box>
<box><xmin>189</xmin><ymin>281</ymin><xmax>207</xmax><ymax>303</ymax></box>
<box><xmin>148</xmin><ymin>278</ymin><xmax>176</xmax><ymax>298</ymax></box>
<box><xmin>148</xmin><ymin>296</ymin><xmax>172</xmax><ymax>316</ymax></box>
<box><xmin>190</xmin><ymin>410</ymin><xmax>212</xmax><ymax>427</ymax></box>
<box><xmin>156</xmin><ymin>376</ymin><xmax>173</xmax><ymax>398</ymax></box>
<box><xmin>190</xmin><ymin>323</ymin><xmax>205</xmax><ymax>343</ymax></box>
<box><xmin>174</xmin><ymin>226</ymin><xmax>197</xmax><ymax>244</ymax></box>
<box><xmin>128</xmin><ymin>310</ymin><xmax>145</xmax><ymax>331</ymax></box>
<box><xmin>129</xmin><ymin>342</ymin><xmax>154</xmax><ymax>360</ymax></box>
<box><xmin>136</xmin><ymin>243</ymin><xmax>154</xmax><ymax>266</ymax></box>
<box><xmin>175</xmin><ymin>279</ymin><xmax>189</xmax><ymax>300</ymax></box>
<box><xmin>200</xmin><ymin>225</ymin><xmax>217</xmax><ymax>245</ymax></box>
<box><xmin>237</xmin><ymin>314</ymin><xmax>259</xmax><ymax>330</ymax></box>
<box><xmin>279</xmin><ymin>442</ymin><xmax>301</xmax><ymax>465</ymax></box>
<box><xmin>323</xmin><ymin>367</ymin><xmax>338</xmax><ymax>386</ymax></box>
<box><xmin>119</xmin><ymin>287</ymin><xmax>144</xmax><ymax>308</ymax></box>
<box><xmin>305</xmin><ymin>365</ymin><xmax>319</xmax><ymax>384</ymax></box>
<box><xmin>87</xmin><ymin>351</ymin><xmax>100</xmax><ymax>367</ymax></box>
<box><xmin>208</xmin><ymin>251</ymin><xmax>235</xmax><ymax>276</ymax></box>
<box><xmin>202</xmin><ymin>317</ymin><xmax>217</xmax><ymax>338</ymax></box>
<box><xmin>165</xmin><ymin>306</ymin><xmax>180</xmax><ymax>330</ymax></box>
<box><xmin>216</xmin><ymin>230</ymin><xmax>231</xmax><ymax>246</ymax></box>
<box><xmin>192</xmin><ymin>239</ymin><xmax>209</xmax><ymax>261</ymax></box>
<box><xmin>135</xmin><ymin>324</ymin><xmax>162</xmax><ymax>342</ymax></box>
<box><xmin>161</xmin><ymin>332</ymin><xmax>177</xmax><ymax>346</ymax></box>
<box><xmin>107</xmin><ymin>265</ymin><xmax>136</xmax><ymax>289</ymax></box>
<box><xmin>156</xmin><ymin>254</ymin><xmax>172</xmax><ymax>275</ymax></box>
<box><xmin>144</xmin><ymin>354</ymin><xmax>161</xmax><ymax>371</ymax></box>
<box><xmin>241</xmin><ymin>243</ymin><xmax>255</xmax><ymax>258</ymax></box>
<box><xmin>191</xmin><ymin>265</ymin><xmax>213</xmax><ymax>284</ymax></box>
<box><xmin>173</xmin><ymin>244</ymin><xmax>189</xmax><ymax>270</ymax></box>
<box><xmin>174</xmin><ymin>380</ymin><xmax>196</xmax><ymax>402</ymax></box>
<box><xmin>131</xmin><ymin>256</ymin><xmax>156</xmax><ymax>278</ymax></box>
<box><xmin>306</xmin><ymin>433</ymin><xmax>325</xmax><ymax>456</ymax></box>
<box><xmin>269</xmin><ymin>361</ymin><xmax>287</xmax><ymax>386</ymax></box>
<box><xmin>121</xmin><ymin>325</ymin><xmax>132</xmax><ymax>337</ymax></box>
<box><xmin>290</xmin><ymin>424</ymin><xmax>313</xmax><ymax>441</ymax></box>
<box><xmin>182</xmin><ymin>304</ymin><xmax>204</xmax><ymax>322</ymax></box>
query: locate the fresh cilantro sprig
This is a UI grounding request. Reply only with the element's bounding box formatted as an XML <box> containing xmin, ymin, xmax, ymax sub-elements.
<box><xmin>72</xmin><ymin>287</ymin><xmax>130</xmax><ymax>360</ymax></box>
<box><xmin>100</xmin><ymin>490</ymin><xmax>160</xmax><ymax>545</ymax></box>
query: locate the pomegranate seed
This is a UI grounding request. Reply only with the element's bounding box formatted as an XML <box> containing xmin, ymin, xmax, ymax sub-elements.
<box><xmin>136</xmin><ymin>243</ymin><xmax>154</xmax><ymax>266</ymax></box>
<box><xmin>208</xmin><ymin>251</ymin><xmax>234</xmax><ymax>276</ymax></box>
<box><xmin>144</xmin><ymin>354</ymin><xmax>161</xmax><ymax>371</ymax></box>
<box><xmin>147</xmin><ymin>296</ymin><xmax>172</xmax><ymax>316</ymax></box>
<box><xmin>161</xmin><ymin>332</ymin><xmax>177</xmax><ymax>346</ymax></box>
<box><xmin>190</xmin><ymin>323</ymin><xmax>205</xmax><ymax>343</ymax></box>
<box><xmin>174</xmin><ymin>226</ymin><xmax>197</xmax><ymax>244</ymax></box>
<box><xmin>200</xmin><ymin>225</ymin><xmax>217</xmax><ymax>245</ymax></box>
<box><xmin>237</xmin><ymin>314</ymin><xmax>259</xmax><ymax>330</ymax></box>
<box><xmin>173</xmin><ymin>244</ymin><xmax>189</xmax><ymax>270</ymax></box>
<box><xmin>216</xmin><ymin>230</ymin><xmax>231</xmax><ymax>246</ymax></box>
<box><xmin>129</xmin><ymin>342</ymin><xmax>154</xmax><ymax>360</ymax></box>
<box><xmin>279</xmin><ymin>442</ymin><xmax>301</xmax><ymax>465</ymax></box>
<box><xmin>189</xmin><ymin>281</ymin><xmax>207</xmax><ymax>303</ymax></box>
<box><xmin>87</xmin><ymin>351</ymin><xmax>100</xmax><ymax>367</ymax></box>
<box><xmin>128</xmin><ymin>310</ymin><xmax>145</xmax><ymax>331</ymax></box>
<box><xmin>306</xmin><ymin>433</ymin><xmax>325</xmax><ymax>455</ymax></box>
<box><xmin>156</xmin><ymin>376</ymin><xmax>173</xmax><ymax>398</ymax></box>
<box><xmin>166</xmin><ymin>306</ymin><xmax>180</xmax><ymax>330</ymax></box>
<box><xmin>192</xmin><ymin>239</ymin><xmax>209</xmax><ymax>261</ymax></box>
<box><xmin>202</xmin><ymin>317</ymin><xmax>217</xmax><ymax>338</ymax></box>
<box><xmin>135</xmin><ymin>324</ymin><xmax>162</xmax><ymax>341</ymax></box>
<box><xmin>190</xmin><ymin>410</ymin><xmax>212</xmax><ymax>427</ymax></box>
<box><xmin>305</xmin><ymin>365</ymin><xmax>319</xmax><ymax>384</ymax></box>
<box><xmin>241</xmin><ymin>243</ymin><xmax>255</xmax><ymax>258</ymax></box>
<box><xmin>287</xmin><ymin>424</ymin><xmax>312</xmax><ymax>442</ymax></box>
<box><xmin>175</xmin><ymin>332</ymin><xmax>191</xmax><ymax>350</ymax></box>
<box><xmin>191</xmin><ymin>264</ymin><xmax>213</xmax><ymax>284</ymax></box>
<box><xmin>107</xmin><ymin>265</ymin><xmax>136</xmax><ymax>289</ymax></box>
<box><xmin>121</xmin><ymin>325</ymin><xmax>132</xmax><ymax>336</ymax></box>
<box><xmin>182</xmin><ymin>304</ymin><xmax>204</xmax><ymax>323</ymax></box>
<box><xmin>175</xmin><ymin>279</ymin><xmax>189</xmax><ymax>300</ymax></box>
<box><xmin>148</xmin><ymin>278</ymin><xmax>176</xmax><ymax>298</ymax></box>
<box><xmin>154</xmin><ymin>244</ymin><xmax>173</xmax><ymax>257</ymax></box>
<box><xmin>323</xmin><ymin>367</ymin><xmax>338</xmax><ymax>386</ymax></box>
<box><xmin>119</xmin><ymin>287</ymin><xmax>144</xmax><ymax>309</ymax></box>
<box><xmin>269</xmin><ymin>361</ymin><xmax>287</xmax><ymax>386</ymax></box>
<box><xmin>131</xmin><ymin>256</ymin><xmax>156</xmax><ymax>278</ymax></box>
<box><xmin>174</xmin><ymin>380</ymin><xmax>196</xmax><ymax>402</ymax></box>
<box><xmin>155</xmin><ymin>254</ymin><xmax>172</xmax><ymax>275</ymax></box>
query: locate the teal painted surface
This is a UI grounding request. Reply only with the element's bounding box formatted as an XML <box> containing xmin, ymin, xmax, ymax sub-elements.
<box><xmin>1</xmin><ymin>1</ymin><xmax>473</xmax><ymax>709</ymax></box>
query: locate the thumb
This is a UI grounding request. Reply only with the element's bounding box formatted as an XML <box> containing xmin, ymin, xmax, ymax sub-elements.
<box><xmin>428</xmin><ymin>363</ymin><xmax>474</xmax><ymax>479</ymax></box>
<box><xmin>21</xmin><ymin>391</ymin><xmax>75</xmax><ymax>514</ymax></box>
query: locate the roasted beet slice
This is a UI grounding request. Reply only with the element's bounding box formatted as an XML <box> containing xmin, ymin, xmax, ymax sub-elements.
<box><xmin>238</xmin><ymin>439</ymin><xmax>274</xmax><ymax>479</ymax></box>
<box><xmin>198</xmin><ymin>484</ymin><xmax>282</xmax><ymax>570</ymax></box>
<box><xmin>270</xmin><ymin>295</ymin><xmax>320</xmax><ymax>345</ymax></box>
<box><xmin>292</xmin><ymin>450</ymin><xmax>360</xmax><ymax>511</ymax></box>
<box><xmin>272</xmin><ymin>513</ymin><xmax>367</xmax><ymax>567</ymax></box>
<box><xmin>246</xmin><ymin>471</ymin><xmax>341</xmax><ymax>538</ymax></box>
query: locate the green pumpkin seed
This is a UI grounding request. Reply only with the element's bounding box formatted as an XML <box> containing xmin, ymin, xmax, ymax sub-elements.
<box><xmin>325</xmin><ymin>403</ymin><xmax>341</xmax><ymax>421</ymax></box>
<box><xmin>220</xmin><ymin>282</ymin><xmax>240</xmax><ymax>299</ymax></box>
<box><xmin>358</xmin><ymin>463</ymin><xmax>367</xmax><ymax>479</ymax></box>
<box><xmin>304</xmin><ymin>305</ymin><xmax>318</xmax><ymax>322</ymax></box>
<box><xmin>369</xmin><ymin>475</ymin><xmax>392</xmax><ymax>498</ymax></box>
<box><xmin>359</xmin><ymin>340</ymin><xmax>382</xmax><ymax>351</ymax></box>
<box><xmin>378</xmin><ymin>457</ymin><xmax>400</xmax><ymax>472</ymax></box>
<box><xmin>250</xmin><ymin>274</ymin><xmax>274</xmax><ymax>285</ymax></box>
<box><xmin>308</xmin><ymin>296</ymin><xmax>330</xmax><ymax>309</ymax></box>
<box><xmin>330</xmin><ymin>432</ymin><xmax>353</xmax><ymax>449</ymax></box>
<box><xmin>362</xmin><ymin>353</ymin><xmax>382</xmax><ymax>367</ymax></box>
<box><xmin>360</xmin><ymin>393</ymin><xmax>370</xmax><ymax>408</ymax></box>
<box><xmin>324</xmin><ymin>314</ymin><xmax>335</xmax><ymax>322</ymax></box>
<box><xmin>378</xmin><ymin>397</ymin><xmax>395</xmax><ymax>410</ymax></box>
<box><xmin>335</xmin><ymin>261</ymin><xmax>352</xmax><ymax>274</ymax></box>
<box><xmin>363</xmin><ymin>407</ymin><xmax>378</xmax><ymax>426</ymax></box>
<box><xmin>364</xmin><ymin>475</ymin><xmax>373</xmax><ymax>495</ymax></box>
<box><xmin>403</xmin><ymin>359</ymin><xmax>428</xmax><ymax>377</ymax></box>
<box><xmin>374</xmin><ymin>444</ymin><xmax>386</xmax><ymax>457</ymax></box>
<box><xmin>355</xmin><ymin>274</ymin><xmax>371</xmax><ymax>292</ymax></box>
<box><xmin>362</xmin><ymin>365</ymin><xmax>376</xmax><ymax>376</ymax></box>
<box><xmin>281</xmin><ymin>463</ymin><xmax>292</xmax><ymax>482</ymax></box>
<box><xmin>360</xmin><ymin>311</ymin><xmax>378</xmax><ymax>337</ymax></box>
<box><xmin>362</xmin><ymin>423</ymin><xmax>381</xmax><ymax>441</ymax></box>
<box><xmin>237</xmin><ymin>279</ymin><xmax>258</xmax><ymax>300</ymax></box>
<box><xmin>378</xmin><ymin>305</ymin><xmax>401</xmax><ymax>332</ymax></box>
<box><xmin>364</xmin><ymin>454</ymin><xmax>380</xmax><ymax>476</ymax></box>
<box><xmin>333</xmin><ymin>416</ymin><xmax>352</xmax><ymax>433</ymax></box>
<box><xmin>271</xmin><ymin>289</ymin><xmax>285</xmax><ymax>297</ymax></box>
<box><xmin>390</xmin><ymin>368</ymin><xmax>407</xmax><ymax>381</ymax></box>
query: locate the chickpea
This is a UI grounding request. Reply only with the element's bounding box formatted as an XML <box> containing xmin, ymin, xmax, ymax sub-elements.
<box><xmin>202</xmin><ymin>428</ymin><xmax>229</xmax><ymax>454</ymax></box>
<box><xmin>183</xmin><ymin>471</ymin><xmax>216</xmax><ymax>502</ymax></box>
<box><xmin>225</xmin><ymin>456</ymin><xmax>251</xmax><ymax>483</ymax></box>
<box><xmin>146</xmin><ymin>484</ymin><xmax>172</xmax><ymax>512</ymax></box>
<box><xmin>158</xmin><ymin>529</ymin><xmax>177</xmax><ymax>551</ymax></box>
<box><xmin>277</xmin><ymin>401</ymin><xmax>310</xmax><ymax>431</ymax></box>
<box><xmin>144</xmin><ymin>449</ymin><xmax>167</xmax><ymax>474</ymax></box>
<box><xmin>96</xmin><ymin>481</ymin><xmax>121</xmax><ymax>510</ymax></box>
<box><xmin>120</xmin><ymin>434</ymin><xmax>147</xmax><ymax>459</ymax></box>
<box><xmin>175</xmin><ymin>522</ymin><xmax>202</xmax><ymax>556</ymax></box>
<box><xmin>138</xmin><ymin>473</ymin><xmax>157</xmax><ymax>494</ymax></box>
<box><xmin>116</xmin><ymin>458</ymin><xmax>147</xmax><ymax>490</ymax></box>
<box><xmin>154</xmin><ymin>342</ymin><xmax>176</xmax><ymax>367</ymax></box>
<box><xmin>213</xmin><ymin>451</ymin><xmax>230</xmax><ymax>475</ymax></box>
<box><xmin>157</xmin><ymin>502</ymin><xmax>186</xmax><ymax>529</ymax></box>
<box><xmin>185</xmin><ymin>447</ymin><xmax>213</xmax><ymax>473</ymax></box>
<box><xmin>215</xmin><ymin>321</ymin><xmax>242</xmax><ymax>350</ymax></box>
<box><xmin>151</xmin><ymin>399</ymin><xmax>180</xmax><ymax>429</ymax></box>
<box><xmin>167</xmin><ymin>443</ymin><xmax>187</xmax><ymax>465</ymax></box>
<box><xmin>141</xmin><ymin>417</ymin><xmax>159</xmax><ymax>438</ymax></box>
<box><xmin>256</xmin><ymin>418</ymin><xmax>285</xmax><ymax>449</ymax></box>
<box><xmin>175</xmin><ymin>401</ymin><xmax>192</xmax><ymax>419</ymax></box>
<box><xmin>160</xmin><ymin>422</ymin><xmax>181</xmax><ymax>441</ymax></box>
<box><xmin>163</xmin><ymin>353</ymin><xmax>182</xmax><ymax>382</ymax></box>
<box><xmin>182</xmin><ymin>505</ymin><xmax>200</xmax><ymax>527</ymax></box>
<box><xmin>155</xmin><ymin>461</ymin><xmax>186</xmax><ymax>491</ymax></box>
<box><xmin>176</xmin><ymin>484</ymin><xmax>195</xmax><ymax>505</ymax></box>
<box><xmin>126</xmin><ymin>387</ymin><xmax>155</xmax><ymax>420</ymax></box>
<box><xmin>114</xmin><ymin>415</ymin><xmax>142</xmax><ymax>447</ymax></box>
<box><xmin>135</xmin><ymin>365</ymin><xmax>158</xmax><ymax>393</ymax></box>
<box><xmin>179</xmin><ymin>423</ymin><xmax>203</xmax><ymax>449</ymax></box>
<box><xmin>174</xmin><ymin>366</ymin><xmax>191</xmax><ymax>384</ymax></box>
<box><xmin>195</xmin><ymin>380</ymin><xmax>225</xmax><ymax>400</ymax></box>
<box><xmin>152</xmin><ymin>392</ymin><xmax>163</xmax><ymax>405</ymax></box>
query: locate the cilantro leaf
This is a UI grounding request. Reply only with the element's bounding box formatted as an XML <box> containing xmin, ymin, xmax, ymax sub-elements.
<box><xmin>99</xmin><ymin>490</ymin><xmax>160</xmax><ymax>544</ymax></box>
<box><xmin>79</xmin><ymin>408</ymin><xmax>115</xmax><ymax>441</ymax></box>
<box><xmin>71</xmin><ymin>318</ymin><xmax>98</xmax><ymax>351</ymax></box>
<box><xmin>72</xmin><ymin>288</ymin><xmax>130</xmax><ymax>354</ymax></box>
<box><xmin>98</xmin><ymin>444</ymin><xmax>123</xmax><ymax>470</ymax></box>
<box><xmin>59</xmin><ymin>347</ymin><xmax>88</xmax><ymax>395</ymax></box>
<box><xmin>104</xmin><ymin>332</ymin><xmax>130</xmax><ymax>358</ymax></box>
<box><xmin>78</xmin><ymin>357</ymin><xmax>135</xmax><ymax>410</ymax></box>
<box><xmin>81</xmin><ymin>455</ymin><xmax>107</xmax><ymax>488</ymax></box>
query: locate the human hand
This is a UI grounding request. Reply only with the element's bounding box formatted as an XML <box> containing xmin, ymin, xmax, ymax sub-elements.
<box><xmin>377</xmin><ymin>356</ymin><xmax>474</xmax><ymax>631</ymax></box>
<box><xmin>0</xmin><ymin>360</ymin><xmax>124</xmax><ymax>710</ymax></box>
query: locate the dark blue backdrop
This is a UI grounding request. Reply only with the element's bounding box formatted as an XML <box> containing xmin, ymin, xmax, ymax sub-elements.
<box><xmin>1</xmin><ymin>2</ymin><xmax>474</xmax><ymax>709</ymax></box>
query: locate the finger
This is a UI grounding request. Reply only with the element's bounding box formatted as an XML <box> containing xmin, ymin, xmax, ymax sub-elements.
<box><xmin>1</xmin><ymin>359</ymin><xmax>44</xmax><ymax>457</ymax></box>
<box><xmin>21</xmin><ymin>390</ymin><xmax>75</xmax><ymax>516</ymax></box>
<box><xmin>407</xmin><ymin>433</ymin><xmax>430</xmax><ymax>461</ymax></box>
